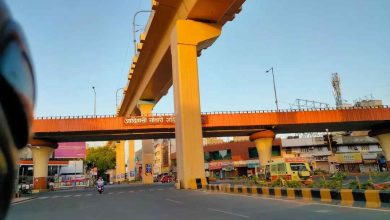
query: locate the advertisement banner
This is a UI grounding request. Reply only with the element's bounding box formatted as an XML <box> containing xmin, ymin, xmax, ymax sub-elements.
<box><xmin>335</xmin><ymin>153</ymin><xmax>362</xmax><ymax>164</ymax></box>
<box><xmin>55</xmin><ymin>142</ymin><xmax>86</xmax><ymax>159</ymax></box>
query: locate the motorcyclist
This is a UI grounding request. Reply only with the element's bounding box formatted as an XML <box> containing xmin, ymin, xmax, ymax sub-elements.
<box><xmin>96</xmin><ymin>177</ymin><xmax>104</xmax><ymax>188</ymax></box>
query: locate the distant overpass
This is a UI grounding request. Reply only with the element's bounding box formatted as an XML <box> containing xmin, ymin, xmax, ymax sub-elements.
<box><xmin>32</xmin><ymin>106</ymin><xmax>390</xmax><ymax>142</ymax></box>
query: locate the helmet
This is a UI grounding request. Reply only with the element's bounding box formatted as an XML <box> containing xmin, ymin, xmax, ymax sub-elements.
<box><xmin>0</xmin><ymin>1</ymin><xmax>35</xmax><ymax>218</ymax></box>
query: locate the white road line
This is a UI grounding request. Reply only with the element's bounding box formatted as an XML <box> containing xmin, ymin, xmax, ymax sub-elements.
<box><xmin>51</xmin><ymin>196</ymin><xmax>60</xmax><ymax>199</ymax></box>
<box><xmin>315</xmin><ymin>210</ymin><xmax>331</xmax><ymax>213</ymax></box>
<box><xmin>117</xmin><ymin>191</ymin><xmax>124</xmax><ymax>194</ymax></box>
<box><xmin>128</xmin><ymin>190</ymin><xmax>134</xmax><ymax>193</ymax></box>
<box><xmin>63</xmin><ymin>195</ymin><xmax>71</xmax><ymax>198</ymax></box>
<box><xmin>108</xmin><ymin>192</ymin><xmax>113</xmax><ymax>195</ymax></box>
<box><xmin>37</xmin><ymin>197</ymin><xmax>48</xmax><ymax>199</ymax></box>
<box><xmin>157</xmin><ymin>188</ymin><xmax>164</xmax><ymax>191</ymax></box>
<box><xmin>208</xmin><ymin>208</ymin><xmax>249</xmax><ymax>218</ymax></box>
<box><xmin>74</xmin><ymin>195</ymin><xmax>81</xmax><ymax>197</ymax></box>
<box><xmin>86</xmin><ymin>194</ymin><xmax>93</xmax><ymax>196</ymax></box>
<box><xmin>165</xmin><ymin>198</ymin><xmax>182</xmax><ymax>204</ymax></box>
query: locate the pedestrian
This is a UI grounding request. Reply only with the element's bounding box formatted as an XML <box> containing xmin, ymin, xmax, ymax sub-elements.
<box><xmin>205</xmin><ymin>170</ymin><xmax>210</xmax><ymax>184</ymax></box>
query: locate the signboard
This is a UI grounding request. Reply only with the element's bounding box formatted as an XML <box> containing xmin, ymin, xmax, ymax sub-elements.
<box><xmin>124</xmin><ymin>116</ymin><xmax>206</xmax><ymax>126</ymax></box>
<box><xmin>130</xmin><ymin>171</ymin><xmax>135</xmax><ymax>177</ymax></box>
<box><xmin>55</xmin><ymin>142</ymin><xmax>86</xmax><ymax>159</ymax></box>
<box><xmin>362</xmin><ymin>153</ymin><xmax>377</xmax><ymax>160</ymax></box>
<box><xmin>209</xmin><ymin>162</ymin><xmax>222</xmax><ymax>170</ymax></box>
<box><xmin>335</xmin><ymin>153</ymin><xmax>362</xmax><ymax>164</ymax></box>
<box><xmin>145</xmin><ymin>164</ymin><xmax>152</xmax><ymax>175</ymax></box>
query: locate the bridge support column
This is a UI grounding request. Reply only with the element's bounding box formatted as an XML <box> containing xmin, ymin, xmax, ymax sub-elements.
<box><xmin>376</xmin><ymin>133</ymin><xmax>390</xmax><ymax>169</ymax></box>
<box><xmin>170</xmin><ymin>20</ymin><xmax>221</xmax><ymax>189</ymax></box>
<box><xmin>128</xmin><ymin>140</ymin><xmax>135</xmax><ymax>181</ymax></box>
<box><xmin>138</xmin><ymin>101</ymin><xmax>155</xmax><ymax>184</ymax></box>
<box><xmin>115</xmin><ymin>141</ymin><xmax>126</xmax><ymax>183</ymax></box>
<box><xmin>30</xmin><ymin>146</ymin><xmax>54</xmax><ymax>190</ymax></box>
<box><xmin>250</xmin><ymin>130</ymin><xmax>275</xmax><ymax>166</ymax></box>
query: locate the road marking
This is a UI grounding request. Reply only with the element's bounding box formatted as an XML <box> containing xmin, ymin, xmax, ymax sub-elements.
<box><xmin>315</xmin><ymin>210</ymin><xmax>331</xmax><ymax>213</ymax></box>
<box><xmin>108</xmin><ymin>192</ymin><xmax>113</xmax><ymax>195</ymax></box>
<box><xmin>165</xmin><ymin>198</ymin><xmax>182</xmax><ymax>204</ymax></box>
<box><xmin>37</xmin><ymin>197</ymin><xmax>48</xmax><ymax>199</ymax></box>
<box><xmin>118</xmin><ymin>191</ymin><xmax>124</xmax><ymax>194</ymax></box>
<box><xmin>51</xmin><ymin>196</ymin><xmax>60</xmax><ymax>199</ymax></box>
<box><xmin>86</xmin><ymin>194</ymin><xmax>93</xmax><ymax>196</ymax></box>
<box><xmin>128</xmin><ymin>190</ymin><xmax>134</xmax><ymax>193</ymax></box>
<box><xmin>208</xmin><ymin>208</ymin><xmax>249</xmax><ymax>218</ymax></box>
<box><xmin>157</xmin><ymin>188</ymin><xmax>164</xmax><ymax>191</ymax></box>
<box><xmin>63</xmin><ymin>195</ymin><xmax>71</xmax><ymax>198</ymax></box>
<box><xmin>74</xmin><ymin>194</ymin><xmax>81</xmax><ymax>197</ymax></box>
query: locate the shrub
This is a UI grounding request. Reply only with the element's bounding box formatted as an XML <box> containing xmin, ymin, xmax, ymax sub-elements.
<box><xmin>271</xmin><ymin>178</ymin><xmax>285</xmax><ymax>187</ymax></box>
<box><xmin>348</xmin><ymin>180</ymin><xmax>360</xmax><ymax>189</ymax></box>
<box><xmin>286</xmin><ymin>181</ymin><xmax>302</xmax><ymax>188</ymax></box>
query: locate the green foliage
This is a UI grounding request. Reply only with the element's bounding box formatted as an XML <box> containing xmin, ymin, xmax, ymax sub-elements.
<box><xmin>360</xmin><ymin>180</ymin><xmax>375</xmax><ymax>190</ymax></box>
<box><xmin>86</xmin><ymin>146</ymin><xmax>116</xmax><ymax>176</ymax></box>
<box><xmin>330</xmin><ymin>172</ymin><xmax>347</xmax><ymax>181</ymax></box>
<box><xmin>271</xmin><ymin>178</ymin><xmax>285</xmax><ymax>187</ymax></box>
<box><xmin>286</xmin><ymin>181</ymin><xmax>302</xmax><ymax>188</ymax></box>
<box><xmin>313</xmin><ymin>179</ymin><xmax>342</xmax><ymax>189</ymax></box>
<box><xmin>348</xmin><ymin>180</ymin><xmax>360</xmax><ymax>189</ymax></box>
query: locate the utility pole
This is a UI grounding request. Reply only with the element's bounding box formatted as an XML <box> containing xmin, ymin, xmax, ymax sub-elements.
<box><xmin>265</xmin><ymin>67</ymin><xmax>279</xmax><ymax>111</ymax></box>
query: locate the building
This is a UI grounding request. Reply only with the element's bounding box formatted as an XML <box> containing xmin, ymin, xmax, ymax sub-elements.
<box><xmin>18</xmin><ymin>142</ymin><xmax>87</xmax><ymax>187</ymax></box>
<box><xmin>281</xmin><ymin>135</ymin><xmax>383</xmax><ymax>173</ymax></box>
<box><xmin>354</xmin><ymin>99</ymin><xmax>383</xmax><ymax>107</ymax></box>
<box><xmin>152</xmin><ymin>139</ymin><xmax>176</xmax><ymax>176</ymax></box>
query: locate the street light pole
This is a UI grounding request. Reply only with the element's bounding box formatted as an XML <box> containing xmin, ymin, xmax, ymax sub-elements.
<box><xmin>92</xmin><ymin>86</ymin><xmax>96</xmax><ymax>117</ymax></box>
<box><xmin>265</xmin><ymin>67</ymin><xmax>279</xmax><ymax>111</ymax></box>
<box><xmin>133</xmin><ymin>10</ymin><xmax>152</xmax><ymax>55</ymax></box>
<box><xmin>115</xmin><ymin>87</ymin><xmax>124</xmax><ymax>110</ymax></box>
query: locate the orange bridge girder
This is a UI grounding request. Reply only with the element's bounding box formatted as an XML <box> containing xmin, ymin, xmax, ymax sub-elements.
<box><xmin>32</xmin><ymin>107</ymin><xmax>390</xmax><ymax>142</ymax></box>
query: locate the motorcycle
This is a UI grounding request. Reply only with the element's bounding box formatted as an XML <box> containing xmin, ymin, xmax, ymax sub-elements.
<box><xmin>97</xmin><ymin>185</ymin><xmax>104</xmax><ymax>194</ymax></box>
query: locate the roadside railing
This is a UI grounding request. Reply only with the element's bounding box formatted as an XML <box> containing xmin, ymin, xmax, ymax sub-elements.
<box><xmin>34</xmin><ymin>105</ymin><xmax>389</xmax><ymax>120</ymax></box>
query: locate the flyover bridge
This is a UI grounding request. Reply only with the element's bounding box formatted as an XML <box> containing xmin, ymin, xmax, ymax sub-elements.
<box><xmin>33</xmin><ymin>106</ymin><xmax>390</xmax><ymax>142</ymax></box>
<box><xmin>29</xmin><ymin>107</ymin><xmax>390</xmax><ymax>190</ymax></box>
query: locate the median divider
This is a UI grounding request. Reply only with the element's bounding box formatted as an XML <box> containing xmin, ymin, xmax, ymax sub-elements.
<box><xmin>202</xmin><ymin>184</ymin><xmax>389</xmax><ymax>209</ymax></box>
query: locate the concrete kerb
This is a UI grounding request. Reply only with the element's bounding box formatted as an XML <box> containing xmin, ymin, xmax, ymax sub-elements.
<box><xmin>11</xmin><ymin>196</ymin><xmax>36</xmax><ymax>204</ymax></box>
<box><xmin>202</xmin><ymin>184</ymin><xmax>390</xmax><ymax>209</ymax></box>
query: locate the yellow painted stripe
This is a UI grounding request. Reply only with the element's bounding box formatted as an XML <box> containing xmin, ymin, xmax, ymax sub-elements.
<box><xmin>251</xmin><ymin>185</ymin><xmax>258</xmax><ymax>195</ymax></box>
<box><xmin>365</xmin><ymin>190</ymin><xmax>381</xmax><ymax>208</ymax></box>
<box><xmin>274</xmin><ymin>187</ymin><xmax>282</xmax><ymax>198</ymax></box>
<box><xmin>242</xmin><ymin>186</ymin><xmax>248</xmax><ymax>194</ymax></box>
<box><xmin>340</xmin><ymin>189</ymin><xmax>354</xmax><ymax>206</ymax></box>
<box><xmin>234</xmin><ymin>185</ymin><xmax>239</xmax><ymax>193</ymax></box>
<box><xmin>302</xmin><ymin>188</ymin><xmax>312</xmax><ymax>201</ymax></box>
<box><xmin>262</xmin><ymin>187</ymin><xmax>270</xmax><ymax>197</ymax></box>
<box><xmin>287</xmin><ymin>188</ymin><xmax>295</xmax><ymax>199</ymax></box>
<box><xmin>320</xmin><ymin>189</ymin><xmax>332</xmax><ymax>203</ymax></box>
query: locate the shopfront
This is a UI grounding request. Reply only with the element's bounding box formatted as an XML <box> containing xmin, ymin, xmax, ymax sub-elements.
<box><xmin>359</xmin><ymin>153</ymin><xmax>379</xmax><ymax>173</ymax></box>
<box><xmin>334</xmin><ymin>153</ymin><xmax>362</xmax><ymax>173</ymax></box>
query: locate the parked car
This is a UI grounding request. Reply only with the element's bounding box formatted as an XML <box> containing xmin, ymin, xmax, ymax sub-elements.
<box><xmin>160</xmin><ymin>175</ymin><xmax>173</xmax><ymax>183</ymax></box>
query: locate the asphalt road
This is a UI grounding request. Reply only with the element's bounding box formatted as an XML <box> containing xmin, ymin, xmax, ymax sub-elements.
<box><xmin>7</xmin><ymin>184</ymin><xmax>390</xmax><ymax>220</ymax></box>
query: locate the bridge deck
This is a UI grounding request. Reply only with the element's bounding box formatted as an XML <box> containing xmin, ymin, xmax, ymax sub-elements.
<box><xmin>33</xmin><ymin>107</ymin><xmax>390</xmax><ymax>142</ymax></box>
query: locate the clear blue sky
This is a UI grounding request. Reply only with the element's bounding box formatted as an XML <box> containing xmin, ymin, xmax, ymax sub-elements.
<box><xmin>6</xmin><ymin>0</ymin><xmax>390</xmax><ymax>117</ymax></box>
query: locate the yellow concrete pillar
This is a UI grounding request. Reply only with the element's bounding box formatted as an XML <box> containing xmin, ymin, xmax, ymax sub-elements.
<box><xmin>31</xmin><ymin>146</ymin><xmax>54</xmax><ymax>190</ymax></box>
<box><xmin>170</xmin><ymin>20</ymin><xmax>221</xmax><ymax>189</ymax></box>
<box><xmin>250</xmin><ymin>130</ymin><xmax>275</xmax><ymax>166</ymax></box>
<box><xmin>377</xmin><ymin>133</ymin><xmax>390</xmax><ymax>168</ymax></box>
<box><xmin>138</xmin><ymin>101</ymin><xmax>155</xmax><ymax>184</ymax></box>
<box><xmin>115</xmin><ymin>141</ymin><xmax>126</xmax><ymax>183</ymax></box>
<box><xmin>128</xmin><ymin>140</ymin><xmax>135</xmax><ymax>180</ymax></box>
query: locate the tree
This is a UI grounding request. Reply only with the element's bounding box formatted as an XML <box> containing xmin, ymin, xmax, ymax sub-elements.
<box><xmin>86</xmin><ymin>146</ymin><xmax>116</xmax><ymax>177</ymax></box>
